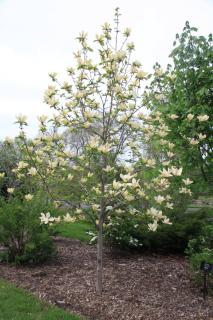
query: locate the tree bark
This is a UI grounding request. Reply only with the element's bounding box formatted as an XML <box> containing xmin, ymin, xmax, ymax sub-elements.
<box><xmin>96</xmin><ymin>214</ymin><xmax>104</xmax><ymax>294</ymax></box>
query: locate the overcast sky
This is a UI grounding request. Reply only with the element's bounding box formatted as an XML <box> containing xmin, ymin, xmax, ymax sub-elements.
<box><xmin>0</xmin><ymin>0</ymin><xmax>212</xmax><ymax>139</ymax></box>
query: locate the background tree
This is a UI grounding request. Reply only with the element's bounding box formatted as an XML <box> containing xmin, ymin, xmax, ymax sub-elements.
<box><xmin>146</xmin><ymin>22</ymin><xmax>213</xmax><ymax>191</ymax></box>
<box><xmin>0</xmin><ymin>138</ymin><xmax>21</xmax><ymax>197</ymax></box>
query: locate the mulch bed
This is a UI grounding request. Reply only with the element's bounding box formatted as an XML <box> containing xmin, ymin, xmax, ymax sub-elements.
<box><xmin>0</xmin><ymin>237</ymin><xmax>212</xmax><ymax>320</ymax></box>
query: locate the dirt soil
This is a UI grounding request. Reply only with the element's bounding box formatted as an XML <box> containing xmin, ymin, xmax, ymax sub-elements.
<box><xmin>0</xmin><ymin>237</ymin><xmax>213</xmax><ymax>320</ymax></box>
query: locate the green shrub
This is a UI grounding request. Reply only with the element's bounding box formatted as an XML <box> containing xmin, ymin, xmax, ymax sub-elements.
<box><xmin>185</xmin><ymin>225</ymin><xmax>213</xmax><ymax>291</ymax></box>
<box><xmin>104</xmin><ymin>208</ymin><xmax>212</xmax><ymax>253</ymax></box>
<box><xmin>104</xmin><ymin>214</ymin><xmax>143</xmax><ymax>250</ymax></box>
<box><xmin>0</xmin><ymin>194</ymin><xmax>56</xmax><ymax>264</ymax></box>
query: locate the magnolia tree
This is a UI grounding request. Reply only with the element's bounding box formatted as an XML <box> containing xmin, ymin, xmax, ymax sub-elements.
<box><xmin>11</xmin><ymin>9</ymin><xmax>192</xmax><ymax>293</ymax></box>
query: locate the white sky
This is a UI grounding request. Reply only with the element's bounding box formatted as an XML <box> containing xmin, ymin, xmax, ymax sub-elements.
<box><xmin>0</xmin><ymin>0</ymin><xmax>212</xmax><ymax>139</ymax></box>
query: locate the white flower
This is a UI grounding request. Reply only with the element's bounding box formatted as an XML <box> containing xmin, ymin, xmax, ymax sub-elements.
<box><xmin>137</xmin><ymin>189</ymin><xmax>146</xmax><ymax>197</ymax></box>
<box><xmin>148</xmin><ymin>221</ymin><xmax>158</xmax><ymax>232</ymax></box>
<box><xmin>179</xmin><ymin>187</ymin><xmax>192</xmax><ymax>196</ymax></box>
<box><xmin>160</xmin><ymin>168</ymin><xmax>172</xmax><ymax>178</ymax></box>
<box><xmin>154</xmin><ymin>195</ymin><xmax>165</xmax><ymax>204</ymax></box>
<box><xmin>168</xmin><ymin>73</ymin><xmax>176</xmax><ymax>81</ymax></box>
<box><xmin>92</xmin><ymin>204</ymin><xmax>99</xmax><ymax>211</ymax></box>
<box><xmin>146</xmin><ymin>159</ymin><xmax>156</xmax><ymax>167</ymax></box>
<box><xmin>168</xmin><ymin>143</ymin><xmax>175</xmax><ymax>149</ymax></box>
<box><xmin>83</xmin><ymin>121</ymin><xmax>92</xmax><ymax>128</ymax></box>
<box><xmin>92</xmin><ymin>187</ymin><xmax>101</xmax><ymax>195</ymax></box>
<box><xmin>123</xmin><ymin>27</ymin><xmax>131</xmax><ymax>37</ymax></box>
<box><xmin>187</xmin><ymin>114</ymin><xmax>194</xmax><ymax>121</ymax></box>
<box><xmin>48</xmin><ymin>72</ymin><xmax>57</xmax><ymax>81</ymax></box>
<box><xmin>159</xmin><ymin>139</ymin><xmax>167</xmax><ymax>145</ymax></box>
<box><xmin>39</xmin><ymin>212</ymin><xmax>55</xmax><ymax>224</ymax></box>
<box><xmin>157</xmin><ymin>178</ymin><xmax>170</xmax><ymax>189</ymax></box>
<box><xmin>189</xmin><ymin>138</ymin><xmax>199</xmax><ymax>145</ymax></box>
<box><xmin>130</xmin><ymin>178</ymin><xmax>140</xmax><ymax>189</ymax></box>
<box><xmin>17</xmin><ymin>161</ymin><xmax>28</xmax><ymax>170</ymax></box>
<box><xmin>53</xmin><ymin>201</ymin><xmax>60</xmax><ymax>208</ymax></box>
<box><xmin>7</xmin><ymin>188</ymin><xmax>14</xmax><ymax>194</ymax></box>
<box><xmin>120</xmin><ymin>173</ymin><xmax>135</xmax><ymax>182</ymax></box>
<box><xmin>115</xmin><ymin>209</ymin><xmax>124</xmax><ymax>214</ymax></box>
<box><xmin>75</xmin><ymin>208</ymin><xmax>82</xmax><ymax>214</ymax></box>
<box><xmin>128</xmin><ymin>141</ymin><xmax>138</xmax><ymax>149</ymax></box>
<box><xmin>83</xmin><ymin>110</ymin><xmax>94</xmax><ymax>119</ymax></box>
<box><xmin>132</xmin><ymin>60</ymin><xmax>141</xmax><ymax>68</ymax></box>
<box><xmin>166</xmin><ymin>202</ymin><xmax>173</xmax><ymax>209</ymax></box>
<box><xmin>170</xmin><ymin>114</ymin><xmax>179</xmax><ymax>120</ymax></box>
<box><xmin>115</xmin><ymin>50</ymin><xmax>126</xmax><ymax>61</ymax></box>
<box><xmin>106</xmin><ymin>206</ymin><xmax>113</xmax><ymax>211</ymax></box>
<box><xmin>155</xmin><ymin>94</ymin><xmax>164</xmax><ymax>101</ymax></box>
<box><xmin>119</xmin><ymin>114</ymin><xmax>129</xmax><ymax>123</ymax></box>
<box><xmin>98</xmin><ymin>143</ymin><xmax>111</xmax><ymax>153</ymax></box>
<box><xmin>4</xmin><ymin>136</ymin><xmax>13</xmax><ymax>144</ymax></box>
<box><xmin>147</xmin><ymin>207</ymin><xmax>160</xmax><ymax>217</ymax></box>
<box><xmin>138</xmin><ymin>112</ymin><xmax>145</xmax><ymax>119</ymax></box>
<box><xmin>88</xmin><ymin>137</ymin><xmax>99</xmax><ymax>149</ymax></box>
<box><xmin>182</xmin><ymin>178</ymin><xmax>193</xmax><ymax>185</ymax></box>
<box><xmin>128</xmin><ymin>121</ymin><xmax>141</xmax><ymax>130</ymax></box>
<box><xmin>112</xmin><ymin>180</ymin><xmax>123</xmax><ymax>190</ymax></box>
<box><xmin>197</xmin><ymin>115</ymin><xmax>209</xmax><ymax>122</ymax></box>
<box><xmin>67</xmin><ymin>67</ymin><xmax>75</xmax><ymax>75</ymax></box>
<box><xmin>167</xmin><ymin>152</ymin><xmax>174</xmax><ymax>158</ymax></box>
<box><xmin>28</xmin><ymin>167</ymin><xmax>37</xmax><ymax>176</ymax></box>
<box><xmin>24</xmin><ymin>194</ymin><xmax>33</xmax><ymax>201</ymax></box>
<box><xmin>0</xmin><ymin>172</ymin><xmax>5</xmax><ymax>178</ymax></box>
<box><xmin>155</xmin><ymin>68</ymin><xmax>164</xmax><ymax>76</ymax></box>
<box><xmin>127</xmin><ymin>42</ymin><xmax>135</xmax><ymax>50</ymax></box>
<box><xmin>123</xmin><ymin>191</ymin><xmax>134</xmax><ymax>201</ymax></box>
<box><xmin>170</xmin><ymin>167</ymin><xmax>183</xmax><ymax>176</ymax></box>
<box><xmin>16</xmin><ymin>114</ymin><xmax>27</xmax><ymax>125</ymax></box>
<box><xmin>103</xmin><ymin>165</ymin><xmax>114</xmax><ymax>173</ymax></box>
<box><xmin>118</xmin><ymin>103</ymin><xmax>127</xmax><ymax>111</ymax></box>
<box><xmin>147</xmin><ymin>208</ymin><xmax>164</xmax><ymax>221</ymax></box>
<box><xmin>163</xmin><ymin>218</ymin><xmax>172</xmax><ymax>225</ymax></box>
<box><xmin>198</xmin><ymin>133</ymin><xmax>206</xmax><ymax>140</ymax></box>
<box><xmin>38</xmin><ymin>115</ymin><xmax>48</xmax><ymax>123</ymax></box>
<box><xmin>63</xmin><ymin>213</ymin><xmax>76</xmax><ymax>223</ymax></box>
<box><xmin>158</xmin><ymin>130</ymin><xmax>168</xmax><ymax>138</ymax></box>
<box><xmin>136</xmin><ymin>70</ymin><xmax>147</xmax><ymax>80</ymax></box>
<box><xmin>54</xmin><ymin>216</ymin><xmax>61</xmax><ymax>223</ymax></box>
<box><xmin>124</xmin><ymin>165</ymin><xmax>135</xmax><ymax>173</ymax></box>
<box><xmin>162</xmin><ymin>161</ymin><xmax>170</xmax><ymax>166</ymax></box>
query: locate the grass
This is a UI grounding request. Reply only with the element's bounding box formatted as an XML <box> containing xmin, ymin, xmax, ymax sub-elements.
<box><xmin>0</xmin><ymin>279</ymin><xmax>82</xmax><ymax>320</ymax></box>
<box><xmin>53</xmin><ymin>220</ymin><xmax>95</xmax><ymax>243</ymax></box>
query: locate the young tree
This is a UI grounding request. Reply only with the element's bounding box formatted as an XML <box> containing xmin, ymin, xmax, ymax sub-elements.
<box><xmin>14</xmin><ymin>9</ymin><xmax>191</xmax><ymax>294</ymax></box>
<box><xmin>146</xmin><ymin>22</ymin><xmax>213</xmax><ymax>189</ymax></box>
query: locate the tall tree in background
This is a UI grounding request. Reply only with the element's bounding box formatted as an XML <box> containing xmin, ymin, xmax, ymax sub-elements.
<box><xmin>147</xmin><ymin>22</ymin><xmax>213</xmax><ymax>190</ymax></box>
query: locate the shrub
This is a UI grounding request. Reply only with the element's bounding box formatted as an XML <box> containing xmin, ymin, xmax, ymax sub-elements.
<box><xmin>104</xmin><ymin>208</ymin><xmax>212</xmax><ymax>253</ymax></box>
<box><xmin>104</xmin><ymin>213</ymin><xmax>143</xmax><ymax>250</ymax></box>
<box><xmin>185</xmin><ymin>224</ymin><xmax>213</xmax><ymax>291</ymax></box>
<box><xmin>0</xmin><ymin>194</ymin><xmax>56</xmax><ymax>264</ymax></box>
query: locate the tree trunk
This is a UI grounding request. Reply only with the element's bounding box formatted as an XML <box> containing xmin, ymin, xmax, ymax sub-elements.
<box><xmin>96</xmin><ymin>214</ymin><xmax>104</xmax><ymax>294</ymax></box>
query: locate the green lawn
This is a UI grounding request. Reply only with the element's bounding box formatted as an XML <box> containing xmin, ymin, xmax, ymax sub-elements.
<box><xmin>53</xmin><ymin>220</ymin><xmax>95</xmax><ymax>242</ymax></box>
<box><xmin>0</xmin><ymin>279</ymin><xmax>82</xmax><ymax>320</ymax></box>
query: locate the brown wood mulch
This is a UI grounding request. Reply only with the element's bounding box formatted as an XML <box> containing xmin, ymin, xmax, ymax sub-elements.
<box><xmin>0</xmin><ymin>237</ymin><xmax>213</xmax><ymax>320</ymax></box>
